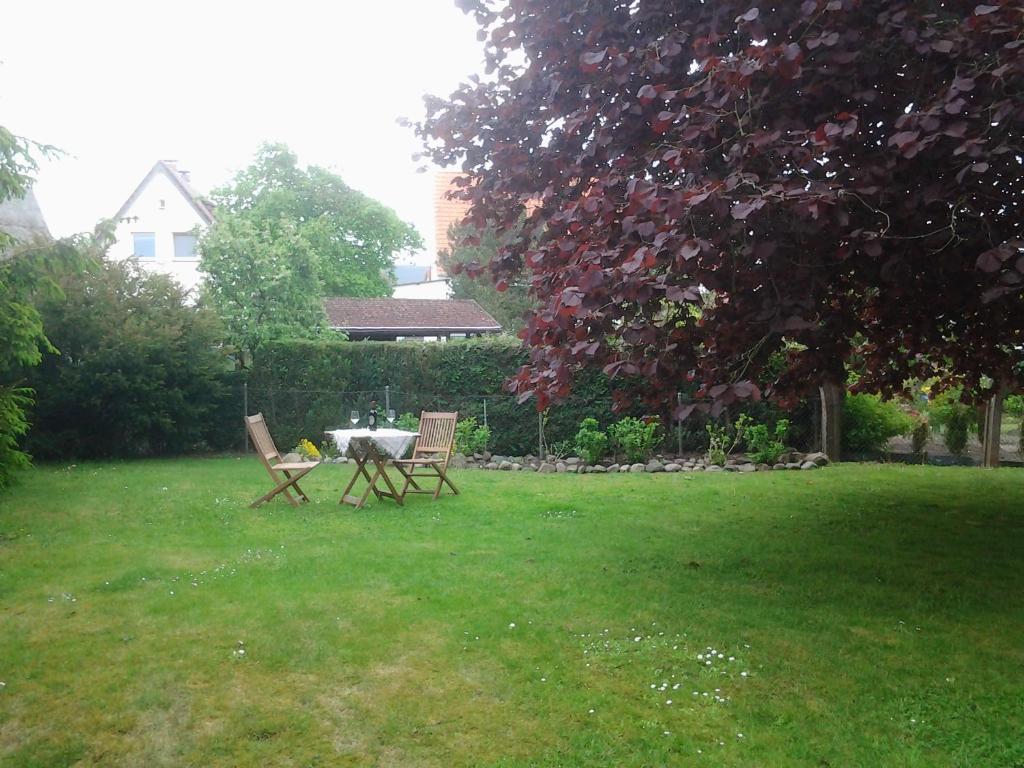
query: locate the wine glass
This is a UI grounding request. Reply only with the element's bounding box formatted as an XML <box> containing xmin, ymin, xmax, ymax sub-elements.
<box><xmin>386</xmin><ymin>409</ymin><xmax>396</xmax><ymax>426</ymax></box>
<box><xmin>349</xmin><ymin>410</ymin><xmax>359</xmax><ymax>427</ymax></box>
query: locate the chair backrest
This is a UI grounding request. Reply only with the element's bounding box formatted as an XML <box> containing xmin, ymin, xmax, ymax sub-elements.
<box><xmin>412</xmin><ymin>411</ymin><xmax>458</xmax><ymax>463</ymax></box>
<box><xmin>246</xmin><ymin>413</ymin><xmax>282</xmax><ymax>470</ymax></box>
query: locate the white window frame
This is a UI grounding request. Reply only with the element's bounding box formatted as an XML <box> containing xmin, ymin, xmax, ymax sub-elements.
<box><xmin>132</xmin><ymin>232</ymin><xmax>156</xmax><ymax>259</ymax></box>
<box><xmin>173</xmin><ymin>232</ymin><xmax>200</xmax><ymax>261</ymax></box>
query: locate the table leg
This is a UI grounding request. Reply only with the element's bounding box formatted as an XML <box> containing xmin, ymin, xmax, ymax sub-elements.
<box><xmin>368</xmin><ymin>447</ymin><xmax>404</xmax><ymax>506</ymax></box>
<box><xmin>339</xmin><ymin>452</ymin><xmax>378</xmax><ymax>508</ymax></box>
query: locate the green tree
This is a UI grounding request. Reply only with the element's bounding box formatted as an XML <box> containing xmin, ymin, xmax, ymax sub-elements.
<box><xmin>200</xmin><ymin>144</ymin><xmax>422</xmax><ymax>361</ymax></box>
<box><xmin>27</xmin><ymin>259</ymin><xmax>235</xmax><ymax>459</ymax></box>
<box><xmin>199</xmin><ymin>213</ymin><xmax>326</xmax><ymax>365</ymax></box>
<box><xmin>0</xmin><ymin>127</ymin><xmax>103</xmax><ymax>488</ymax></box>
<box><xmin>439</xmin><ymin>223</ymin><xmax>534</xmax><ymax>333</ymax></box>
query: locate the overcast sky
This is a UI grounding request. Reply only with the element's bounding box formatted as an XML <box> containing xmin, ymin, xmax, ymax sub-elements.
<box><xmin>2</xmin><ymin>0</ymin><xmax>484</xmax><ymax>263</ymax></box>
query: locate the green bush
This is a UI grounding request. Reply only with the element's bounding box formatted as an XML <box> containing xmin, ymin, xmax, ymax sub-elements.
<box><xmin>26</xmin><ymin>260</ymin><xmax>236</xmax><ymax>459</ymax></box>
<box><xmin>910</xmin><ymin>416</ymin><xmax>930</xmax><ymax>456</ymax></box>
<box><xmin>0</xmin><ymin>220</ymin><xmax>97</xmax><ymax>486</ymax></box>
<box><xmin>737</xmin><ymin>414</ymin><xmax>790</xmax><ymax>465</ymax></box>
<box><xmin>1005</xmin><ymin>394</ymin><xmax>1023</xmax><ymax>417</ymax></box>
<box><xmin>573</xmin><ymin>417</ymin><xmax>608</xmax><ymax>464</ymax></box>
<box><xmin>705</xmin><ymin>423</ymin><xmax>733</xmax><ymax>466</ymax></box>
<box><xmin>547</xmin><ymin>440</ymin><xmax>572</xmax><ymax>460</ymax></box>
<box><xmin>841</xmin><ymin>394</ymin><xmax>912</xmax><ymax>454</ymax></box>
<box><xmin>942</xmin><ymin>407</ymin><xmax>971</xmax><ymax>456</ymax></box>
<box><xmin>395</xmin><ymin>412</ymin><xmax>420</xmax><ymax>433</ymax></box>
<box><xmin>0</xmin><ymin>387</ymin><xmax>32</xmax><ymax>488</ymax></box>
<box><xmin>927</xmin><ymin>389</ymin><xmax>978</xmax><ymax>456</ymax></box>
<box><xmin>454</xmin><ymin>417</ymin><xmax>491</xmax><ymax>455</ymax></box>
<box><xmin>609</xmin><ymin>417</ymin><xmax>660</xmax><ymax>463</ymax></box>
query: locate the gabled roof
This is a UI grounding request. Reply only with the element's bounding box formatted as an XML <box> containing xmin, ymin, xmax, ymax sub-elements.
<box><xmin>0</xmin><ymin>189</ymin><xmax>51</xmax><ymax>260</ymax></box>
<box><xmin>114</xmin><ymin>160</ymin><xmax>215</xmax><ymax>225</ymax></box>
<box><xmin>324</xmin><ymin>297</ymin><xmax>501</xmax><ymax>333</ymax></box>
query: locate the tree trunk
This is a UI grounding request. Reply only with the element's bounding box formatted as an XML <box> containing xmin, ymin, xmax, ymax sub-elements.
<box><xmin>819</xmin><ymin>382</ymin><xmax>844</xmax><ymax>462</ymax></box>
<box><xmin>981</xmin><ymin>387</ymin><xmax>1005</xmax><ymax>468</ymax></box>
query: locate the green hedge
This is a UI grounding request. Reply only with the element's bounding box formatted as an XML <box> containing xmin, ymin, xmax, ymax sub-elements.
<box><xmin>25</xmin><ymin>260</ymin><xmax>242</xmax><ymax>460</ymax></box>
<box><xmin>247</xmin><ymin>337</ymin><xmax>619</xmax><ymax>455</ymax></box>
<box><xmin>247</xmin><ymin>338</ymin><xmax>818</xmax><ymax>456</ymax></box>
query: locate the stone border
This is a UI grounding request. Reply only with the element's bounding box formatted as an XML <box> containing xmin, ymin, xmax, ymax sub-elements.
<box><xmin>449</xmin><ymin>451</ymin><xmax>831</xmax><ymax>473</ymax></box>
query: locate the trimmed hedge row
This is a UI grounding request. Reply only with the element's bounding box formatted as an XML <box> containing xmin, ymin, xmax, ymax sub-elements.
<box><xmin>247</xmin><ymin>338</ymin><xmax>818</xmax><ymax>456</ymax></box>
<box><xmin>247</xmin><ymin>337</ymin><xmax>618</xmax><ymax>454</ymax></box>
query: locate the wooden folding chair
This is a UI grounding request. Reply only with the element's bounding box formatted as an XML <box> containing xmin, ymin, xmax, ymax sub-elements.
<box><xmin>245</xmin><ymin>413</ymin><xmax>319</xmax><ymax>508</ymax></box>
<box><xmin>391</xmin><ymin>411</ymin><xmax>460</xmax><ymax>501</ymax></box>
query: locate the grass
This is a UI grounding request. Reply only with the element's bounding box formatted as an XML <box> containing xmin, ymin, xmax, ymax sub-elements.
<box><xmin>1</xmin><ymin>459</ymin><xmax>1022</xmax><ymax>767</ymax></box>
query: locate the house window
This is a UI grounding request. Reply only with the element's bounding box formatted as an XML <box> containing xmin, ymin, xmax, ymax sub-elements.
<box><xmin>173</xmin><ymin>233</ymin><xmax>198</xmax><ymax>260</ymax></box>
<box><xmin>132</xmin><ymin>232</ymin><xmax>156</xmax><ymax>258</ymax></box>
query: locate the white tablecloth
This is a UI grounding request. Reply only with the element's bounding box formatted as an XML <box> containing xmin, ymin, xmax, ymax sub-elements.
<box><xmin>326</xmin><ymin>428</ymin><xmax>419</xmax><ymax>460</ymax></box>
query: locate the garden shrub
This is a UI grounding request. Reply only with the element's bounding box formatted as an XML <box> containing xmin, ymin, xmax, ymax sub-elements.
<box><xmin>573</xmin><ymin>417</ymin><xmax>608</xmax><ymax>464</ymax></box>
<box><xmin>395</xmin><ymin>412</ymin><xmax>420</xmax><ymax>433</ymax></box>
<box><xmin>910</xmin><ymin>415</ymin><xmax>930</xmax><ymax>456</ymax></box>
<box><xmin>454</xmin><ymin>416</ymin><xmax>491</xmax><ymax>455</ymax></box>
<box><xmin>546</xmin><ymin>440</ymin><xmax>572</xmax><ymax>460</ymax></box>
<box><xmin>1002</xmin><ymin>394</ymin><xmax>1023</xmax><ymax>456</ymax></box>
<box><xmin>26</xmin><ymin>260</ymin><xmax>236</xmax><ymax>459</ymax></box>
<box><xmin>942</xmin><ymin>407</ymin><xmax>971</xmax><ymax>456</ymax></box>
<box><xmin>927</xmin><ymin>389</ymin><xmax>977</xmax><ymax>456</ymax></box>
<box><xmin>841</xmin><ymin>393</ymin><xmax>912</xmax><ymax>454</ymax></box>
<box><xmin>609</xmin><ymin>417</ymin><xmax>660</xmax><ymax>463</ymax></box>
<box><xmin>737</xmin><ymin>414</ymin><xmax>790</xmax><ymax>465</ymax></box>
<box><xmin>705</xmin><ymin>423</ymin><xmax>733</xmax><ymax>466</ymax></box>
<box><xmin>0</xmin><ymin>387</ymin><xmax>32</xmax><ymax>489</ymax></box>
<box><xmin>0</xmin><ymin>216</ymin><xmax>96</xmax><ymax>487</ymax></box>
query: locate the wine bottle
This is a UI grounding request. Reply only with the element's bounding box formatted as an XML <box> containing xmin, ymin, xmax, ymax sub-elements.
<box><xmin>368</xmin><ymin>400</ymin><xmax>379</xmax><ymax>431</ymax></box>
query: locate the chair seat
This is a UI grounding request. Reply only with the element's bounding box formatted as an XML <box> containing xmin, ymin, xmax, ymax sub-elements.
<box><xmin>393</xmin><ymin>457</ymin><xmax>443</xmax><ymax>465</ymax></box>
<box><xmin>274</xmin><ymin>461</ymin><xmax>319</xmax><ymax>471</ymax></box>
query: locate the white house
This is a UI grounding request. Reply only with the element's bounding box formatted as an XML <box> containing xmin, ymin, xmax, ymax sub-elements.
<box><xmin>110</xmin><ymin>160</ymin><xmax>214</xmax><ymax>294</ymax></box>
<box><xmin>392</xmin><ymin>277</ymin><xmax>452</xmax><ymax>300</ymax></box>
<box><xmin>391</xmin><ymin>263</ymin><xmax>452</xmax><ymax>300</ymax></box>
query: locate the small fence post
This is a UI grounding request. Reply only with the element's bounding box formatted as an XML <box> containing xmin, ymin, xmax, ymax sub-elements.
<box><xmin>482</xmin><ymin>398</ymin><xmax>488</xmax><ymax>429</ymax></box>
<box><xmin>242</xmin><ymin>381</ymin><xmax>249</xmax><ymax>453</ymax></box>
<box><xmin>385</xmin><ymin>385</ymin><xmax>390</xmax><ymax>413</ymax></box>
<box><xmin>676</xmin><ymin>390</ymin><xmax>683</xmax><ymax>457</ymax></box>
<box><xmin>538</xmin><ymin>410</ymin><xmax>545</xmax><ymax>460</ymax></box>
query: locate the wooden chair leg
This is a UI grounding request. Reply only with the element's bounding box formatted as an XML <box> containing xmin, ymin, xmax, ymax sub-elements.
<box><xmin>276</xmin><ymin>469</ymin><xmax>301</xmax><ymax>507</ymax></box>
<box><xmin>423</xmin><ymin>462</ymin><xmax>457</xmax><ymax>500</ymax></box>
<box><xmin>392</xmin><ymin>463</ymin><xmax>422</xmax><ymax>497</ymax></box>
<box><xmin>282</xmin><ymin>470</ymin><xmax>310</xmax><ymax>503</ymax></box>
<box><xmin>251</xmin><ymin>467</ymin><xmax>314</xmax><ymax>508</ymax></box>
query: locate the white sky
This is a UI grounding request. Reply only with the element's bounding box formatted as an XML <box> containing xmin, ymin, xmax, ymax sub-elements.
<box><xmin>1</xmin><ymin>0</ymin><xmax>484</xmax><ymax>263</ymax></box>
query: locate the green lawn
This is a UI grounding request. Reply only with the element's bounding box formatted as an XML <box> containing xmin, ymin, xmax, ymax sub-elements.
<box><xmin>1</xmin><ymin>460</ymin><xmax>1022</xmax><ymax>767</ymax></box>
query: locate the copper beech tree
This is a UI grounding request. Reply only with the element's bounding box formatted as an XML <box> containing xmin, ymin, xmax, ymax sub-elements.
<box><xmin>416</xmin><ymin>1</ymin><xmax>1024</xmax><ymax>439</ymax></box>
